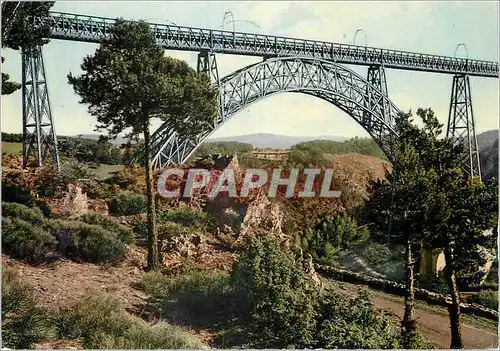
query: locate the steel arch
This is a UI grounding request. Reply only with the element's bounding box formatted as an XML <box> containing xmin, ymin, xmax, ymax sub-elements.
<box><xmin>139</xmin><ymin>56</ymin><xmax>402</xmax><ymax>168</ymax></box>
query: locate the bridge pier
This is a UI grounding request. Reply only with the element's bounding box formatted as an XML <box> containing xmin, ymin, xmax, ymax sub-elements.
<box><xmin>447</xmin><ymin>74</ymin><xmax>481</xmax><ymax>177</ymax></box>
<box><xmin>197</xmin><ymin>50</ymin><xmax>224</xmax><ymax>127</ymax></box>
<box><xmin>21</xmin><ymin>45</ymin><xmax>60</xmax><ymax>170</ymax></box>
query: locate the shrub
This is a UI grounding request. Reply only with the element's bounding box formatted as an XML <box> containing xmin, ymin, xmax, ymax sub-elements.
<box><xmin>53</xmin><ymin>293</ymin><xmax>203</xmax><ymax>349</ymax></box>
<box><xmin>133</xmin><ymin>220</ymin><xmax>193</xmax><ymax>247</ymax></box>
<box><xmin>2</xmin><ymin>202</ymin><xmax>46</xmax><ymax>223</ymax></box>
<box><xmin>415</xmin><ymin>274</ymin><xmax>450</xmax><ymax>294</ymax></box>
<box><xmin>315</xmin><ymin>290</ymin><xmax>399</xmax><ymax>349</ymax></box>
<box><xmin>231</xmin><ymin>235</ymin><xmax>401</xmax><ymax>349</ymax></box>
<box><xmin>78</xmin><ymin>212</ymin><xmax>134</xmax><ymax>244</ymax></box>
<box><xmin>157</xmin><ymin>208</ymin><xmax>213</xmax><ymax>230</ymax></box>
<box><xmin>1</xmin><ymin>269</ymin><xmax>51</xmax><ymax>349</ymax></box>
<box><xmin>46</xmin><ymin>219</ymin><xmax>125</xmax><ymax>263</ymax></box>
<box><xmin>2</xmin><ymin>217</ymin><xmax>56</xmax><ymax>263</ymax></box>
<box><xmin>139</xmin><ymin>269</ymin><xmax>237</xmax><ymax>328</ymax></box>
<box><xmin>464</xmin><ymin>291</ymin><xmax>498</xmax><ymax>310</ymax></box>
<box><xmin>231</xmin><ymin>236</ymin><xmax>319</xmax><ymax>348</ymax></box>
<box><xmin>108</xmin><ymin>192</ymin><xmax>147</xmax><ymax>216</ymax></box>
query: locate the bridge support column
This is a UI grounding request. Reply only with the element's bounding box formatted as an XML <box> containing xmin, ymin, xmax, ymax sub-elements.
<box><xmin>21</xmin><ymin>45</ymin><xmax>60</xmax><ymax>170</ymax></box>
<box><xmin>447</xmin><ymin>74</ymin><xmax>481</xmax><ymax>177</ymax></box>
<box><xmin>364</xmin><ymin>65</ymin><xmax>391</xmax><ymax>148</ymax></box>
<box><xmin>197</xmin><ymin>50</ymin><xmax>224</xmax><ymax>126</ymax></box>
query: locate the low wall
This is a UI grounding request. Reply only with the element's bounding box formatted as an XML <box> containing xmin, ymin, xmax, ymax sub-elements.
<box><xmin>315</xmin><ymin>264</ymin><xmax>498</xmax><ymax>321</ymax></box>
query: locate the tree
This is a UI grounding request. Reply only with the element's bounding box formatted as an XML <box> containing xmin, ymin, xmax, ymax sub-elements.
<box><xmin>1</xmin><ymin>1</ymin><xmax>54</xmax><ymax>95</ymax></box>
<box><xmin>364</xmin><ymin>110</ymin><xmax>436</xmax><ymax>348</ymax></box>
<box><xmin>68</xmin><ymin>19</ymin><xmax>218</xmax><ymax>269</ymax></box>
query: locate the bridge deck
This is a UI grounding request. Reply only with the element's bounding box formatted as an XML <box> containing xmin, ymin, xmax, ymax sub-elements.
<box><xmin>39</xmin><ymin>11</ymin><xmax>499</xmax><ymax>78</ymax></box>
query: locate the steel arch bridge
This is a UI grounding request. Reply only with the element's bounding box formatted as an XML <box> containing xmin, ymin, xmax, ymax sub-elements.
<box><xmin>132</xmin><ymin>56</ymin><xmax>400</xmax><ymax>169</ymax></box>
<box><xmin>16</xmin><ymin>9</ymin><xmax>499</xmax><ymax>176</ymax></box>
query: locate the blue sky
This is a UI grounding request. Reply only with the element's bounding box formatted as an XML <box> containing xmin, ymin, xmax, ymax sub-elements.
<box><xmin>2</xmin><ymin>1</ymin><xmax>499</xmax><ymax>139</ymax></box>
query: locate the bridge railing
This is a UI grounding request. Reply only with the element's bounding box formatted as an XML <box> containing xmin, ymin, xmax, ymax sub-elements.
<box><xmin>39</xmin><ymin>11</ymin><xmax>498</xmax><ymax>77</ymax></box>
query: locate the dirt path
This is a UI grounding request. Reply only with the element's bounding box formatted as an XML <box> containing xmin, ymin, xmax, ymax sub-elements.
<box><xmin>371</xmin><ymin>293</ymin><xmax>498</xmax><ymax>349</ymax></box>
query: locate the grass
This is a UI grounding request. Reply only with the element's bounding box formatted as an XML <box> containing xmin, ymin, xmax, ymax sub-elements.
<box><xmin>86</xmin><ymin>164</ymin><xmax>123</xmax><ymax>179</ymax></box>
<box><xmin>2</xmin><ymin>142</ymin><xmax>23</xmax><ymax>155</ymax></box>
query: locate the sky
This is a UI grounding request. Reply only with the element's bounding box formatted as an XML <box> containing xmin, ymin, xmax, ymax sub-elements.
<box><xmin>2</xmin><ymin>1</ymin><xmax>499</xmax><ymax>140</ymax></box>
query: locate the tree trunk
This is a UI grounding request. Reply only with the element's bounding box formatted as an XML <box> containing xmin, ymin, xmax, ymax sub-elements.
<box><xmin>444</xmin><ymin>246</ymin><xmax>463</xmax><ymax>349</ymax></box>
<box><xmin>143</xmin><ymin>120</ymin><xmax>158</xmax><ymax>270</ymax></box>
<box><xmin>401</xmin><ymin>239</ymin><xmax>418</xmax><ymax>347</ymax></box>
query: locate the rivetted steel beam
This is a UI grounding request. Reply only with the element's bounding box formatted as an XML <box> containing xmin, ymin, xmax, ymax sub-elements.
<box><xmin>38</xmin><ymin>11</ymin><xmax>499</xmax><ymax>78</ymax></box>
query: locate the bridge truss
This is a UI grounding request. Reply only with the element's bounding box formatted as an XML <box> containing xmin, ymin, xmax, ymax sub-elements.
<box><xmin>21</xmin><ymin>11</ymin><xmax>499</xmax><ymax>177</ymax></box>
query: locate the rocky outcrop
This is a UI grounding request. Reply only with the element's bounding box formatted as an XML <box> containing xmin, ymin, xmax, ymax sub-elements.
<box><xmin>315</xmin><ymin>264</ymin><xmax>498</xmax><ymax>321</ymax></box>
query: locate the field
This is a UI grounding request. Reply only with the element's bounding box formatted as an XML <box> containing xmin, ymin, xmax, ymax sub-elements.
<box><xmin>2</xmin><ymin>142</ymin><xmax>22</xmax><ymax>155</ymax></box>
<box><xmin>85</xmin><ymin>164</ymin><xmax>123</xmax><ymax>179</ymax></box>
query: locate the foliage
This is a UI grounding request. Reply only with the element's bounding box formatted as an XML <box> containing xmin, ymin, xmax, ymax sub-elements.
<box><xmin>2</xmin><ymin>217</ymin><xmax>55</xmax><ymax>263</ymax></box>
<box><xmin>78</xmin><ymin>212</ymin><xmax>134</xmax><ymax>244</ymax></box>
<box><xmin>140</xmin><ymin>270</ymin><xmax>237</xmax><ymax>328</ymax></box>
<box><xmin>105</xmin><ymin>164</ymin><xmax>146</xmax><ymax>193</ymax></box>
<box><xmin>464</xmin><ymin>291</ymin><xmax>498</xmax><ymax>310</ymax></box>
<box><xmin>157</xmin><ymin>208</ymin><xmax>214</xmax><ymax>230</ymax></box>
<box><xmin>315</xmin><ymin>290</ymin><xmax>400</xmax><ymax>349</ymax></box>
<box><xmin>1</xmin><ymin>269</ymin><xmax>51</xmax><ymax>349</ymax></box>
<box><xmin>108</xmin><ymin>192</ymin><xmax>148</xmax><ymax>216</ymax></box>
<box><xmin>286</xmin><ymin>137</ymin><xmax>386</xmax><ymax>166</ymax></box>
<box><xmin>415</xmin><ymin>274</ymin><xmax>450</xmax><ymax>294</ymax></box>
<box><xmin>194</xmin><ymin>141</ymin><xmax>253</xmax><ymax>157</ymax></box>
<box><xmin>46</xmin><ymin>219</ymin><xmax>125</xmax><ymax>263</ymax></box>
<box><xmin>2</xmin><ymin>201</ymin><xmax>45</xmax><ymax>224</ymax></box>
<box><xmin>53</xmin><ymin>293</ymin><xmax>203</xmax><ymax>349</ymax></box>
<box><xmin>2</xmin><ymin>2</ymin><xmax>55</xmax><ymax>94</ymax></box>
<box><xmin>231</xmin><ymin>235</ymin><xmax>319</xmax><ymax>347</ymax></box>
<box><xmin>35</xmin><ymin>160</ymin><xmax>96</xmax><ymax>197</ymax></box>
<box><xmin>302</xmin><ymin>213</ymin><xmax>368</xmax><ymax>264</ymax></box>
<box><xmin>231</xmin><ymin>235</ymin><xmax>401</xmax><ymax>348</ymax></box>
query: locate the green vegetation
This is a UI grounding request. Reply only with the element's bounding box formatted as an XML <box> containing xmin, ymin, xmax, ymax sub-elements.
<box><xmin>1</xmin><ymin>269</ymin><xmax>203</xmax><ymax>349</ymax></box>
<box><xmin>2</xmin><ymin>141</ymin><xmax>22</xmax><ymax>155</ymax></box>
<box><xmin>300</xmin><ymin>213</ymin><xmax>369</xmax><ymax>265</ymax></box>
<box><xmin>108</xmin><ymin>192</ymin><xmax>148</xmax><ymax>216</ymax></box>
<box><xmin>194</xmin><ymin>141</ymin><xmax>253</xmax><ymax>157</ymax></box>
<box><xmin>47</xmin><ymin>219</ymin><xmax>125</xmax><ymax>263</ymax></box>
<box><xmin>464</xmin><ymin>291</ymin><xmax>498</xmax><ymax>310</ymax></box>
<box><xmin>53</xmin><ymin>293</ymin><xmax>203</xmax><ymax>349</ymax></box>
<box><xmin>2</xmin><ymin>217</ymin><xmax>55</xmax><ymax>263</ymax></box>
<box><xmin>286</xmin><ymin>137</ymin><xmax>386</xmax><ymax>166</ymax></box>
<box><xmin>1</xmin><ymin>269</ymin><xmax>51</xmax><ymax>349</ymax></box>
<box><xmin>78</xmin><ymin>212</ymin><xmax>135</xmax><ymax>245</ymax></box>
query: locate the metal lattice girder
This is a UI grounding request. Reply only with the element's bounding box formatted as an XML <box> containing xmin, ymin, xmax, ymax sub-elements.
<box><xmin>38</xmin><ymin>12</ymin><xmax>499</xmax><ymax>77</ymax></box>
<box><xmin>365</xmin><ymin>64</ymin><xmax>390</xmax><ymax>126</ymax></box>
<box><xmin>447</xmin><ymin>74</ymin><xmax>481</xmax><ymax>177</ymax></box>
<box><xmin>22</xmin><ymin>46</ymin><xmax>60</xmax><ymax>170</ymax></box>
<box><xmin>143</xmin><ymin>56</ymin><xmax>401</xmax><ymax>169</ymax></box>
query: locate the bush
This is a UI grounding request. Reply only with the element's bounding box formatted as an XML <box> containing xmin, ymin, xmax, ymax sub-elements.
<box><xmin>157</xmin><ymin>208</ymin><xmax>213</xmax><ymax>230</ymax></box>
<box><xmin>46</xmin><ymin>219</ymin><xmax>125</xmax><ymax>263</ymax></box>
<box><xmin>315</xmin><ymin>290</ymin><xmax>399</xmax><ymax>349</ymax></box>
<box><xmin>232</xmin><ymin>235</ymin><xmax>400</xmax><ymax>349</ymax></box>
<box><xmin>78</xmin><ymin>213</ymin><xmax>134</xmax><ymax>244</ymax></box>
<box><xmin>108</xmin><ymin>192</ymin><xmax>147</xmax><ymax>216</ymax></box>
<box><xmin>2</xmin><ymin>217</ymin><xmax>56</xmax><ymax>263</ymax></box>
<box><xmin>2</xmin><ymin>202</ymin><xmax>45</xmax><ymax>223</ymax></box>
<box><xmin>464</xmin><ymin>291</ymin><xmax>498</xmax><ymax>310</ymax></box>
<box><xmin>1</xmin><ymin>269</ymin><xmax>51</xmax><ymax>349</ymax></box>
<box><xmin>415</xmin><ymin>274</ymin><xmax>449</xmax><ymax>295</ymax></box>
<box><xmin>53</xmin><ymin>293</ymin><xmax>203</xmax><ymax>349</ymax></box>
<box><xmin>133</xmin><ymin>220</ymin><xmax>190</xmax><ymax>247</ymax></box>
<box><xmin>231</xmin><ymin>236</ymin><xmax>319</xmax><ymax>348</ymax></box>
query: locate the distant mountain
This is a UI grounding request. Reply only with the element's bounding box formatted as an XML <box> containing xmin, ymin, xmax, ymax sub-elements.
<box><xmin>476</xmin><ymin>130</ymin><xmax>498</xmax><ymax>152</ymax></box>
<box><xmin>207</xmin><ymin>133</ymin><xmax>348</xmax><ymax>149</ymax></box>
<box><xmin>477</xmin><ymin>130</ymin><xmax>498</xmax><ymax>180</ymax></box>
